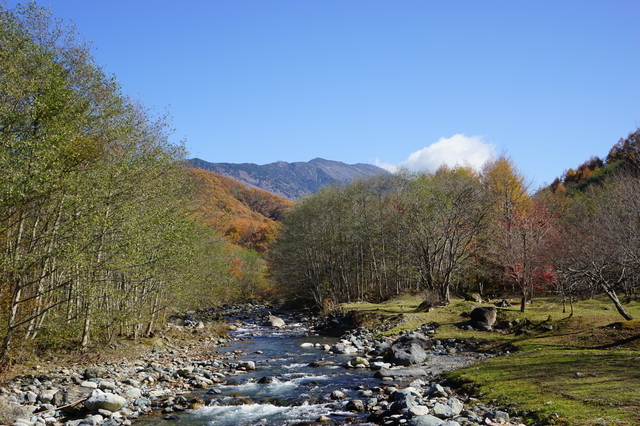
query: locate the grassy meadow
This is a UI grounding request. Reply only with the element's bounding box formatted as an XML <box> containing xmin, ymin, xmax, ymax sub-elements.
<box><xmin>341</xmin><ymin>295</ymin><xmax>640</xmax><ymax>426</ymax></box>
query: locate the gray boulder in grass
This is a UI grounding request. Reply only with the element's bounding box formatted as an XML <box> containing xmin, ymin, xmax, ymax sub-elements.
<box><xmin>470</xmin><ymin>306</ymin><xmax>497</xmax><ymax>329</ymax></box>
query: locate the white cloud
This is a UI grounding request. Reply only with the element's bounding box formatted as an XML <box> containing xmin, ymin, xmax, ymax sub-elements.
<box><xmin>378</xmin><ymin>134</ymin><xmax>495</xmax><ymax>174</ymax></box>
<box><xmin>374</xmin><ymin>159</ymin><xmax>399</xmax><ymax>173</ymax></box>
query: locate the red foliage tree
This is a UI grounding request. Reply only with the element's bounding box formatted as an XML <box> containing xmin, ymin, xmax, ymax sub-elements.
<box><xmin>493</xmin><ymin>202</ymin><xmax>559</xmax><ymax>311</ymax></box>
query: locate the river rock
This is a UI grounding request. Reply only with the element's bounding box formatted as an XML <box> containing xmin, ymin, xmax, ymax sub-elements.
<box><xmin>37</xmin><ymin>390</ymin><xmax>58</xmax><ymax>404</ymax></box>
<box><xmin>386</xmin><ymin>333</ymin><xmax>433</xmax><ymax>366</ymax></box>
<box><xmin>348</xmin><ymin>356</ymin><xmax>369</xmax><ymax>368</ymax></box>
<box><xmin>391</xmin><ymin>387</ymin><xmax>420</xmax><ymax>401</ymax></box>
<box><xmin>370</xmin><ymin>361</ymin><xmax>391</xmax><ymax>370</ymax></box>
<box><xmin>81</xmin><ymin>381</ymin><xmax>98</xmax><ymax>389</ymax></box>
<box><xmin>369</xmin><ymin>340</ymin><xmax>392</xmax><ymax>356</ymax></box>
<box><xmin>308</xmin><ymin>360</ymin><xmax>334</xmax><ymax>367</ymax></box>
<box><xmin>409</xmin><ymin>405</ymin><xmax>431</xmax><ymax>417</ymax></box>
<box><xmin>134</xmin><ymin>397</ymin><xmax>151</xmax><ymax>407</ymax></box>
<box><xmin>83</xmin><ymin>367</ymin><xmax>107</xmax><ymax>379</ymax></box>
<box><xmin>42</xmin><ymin>416</ymin><xmax>57</xmax><ymax>425</ymax></box>
<box><xmin>84</xmin><ymin>389</ymin><xmax>126</xmax><ymax>412</ymax></box>
<box><xmin>346</xmin><ymin>399</ymin><xmax>365</xmax><ymax>412</ymax></box>
<box><xmin>432</xmin><ymin>397</ymin><xmax>464</xmax><ymax>419</ymax></box>
<box><xmin>122</xmin><ymin>387</ymin><xmax>142</xmax><ymax>399</ymax></box>
<box><xmin>330</xmin><ymin>390</ymin><xmax>346</xmax><ymax>400</ymax></box>
<box><xmin>432</xmin><ymin>402</ymin><xmax>452</xmax><ymax>418</ymax></box>
<box><xmin>390</xmin><ymin>395</ymin><xmax>413</xmax><ymax>411</ymax></box>
<box><xmin>266</xmin><ymin>315</ymin><xmax>285</xmax><ymax>327</ymax></box>
<box><xmin>426</xmin><ymin>383</ymin><xmax>449</xmax><ymax>397</ymax></box>
<box><xmin>330</xmin><ymin>342</ymin><xmax>358</xmax><ymax>354</ymax></box>
<box><xmin>484</xmin><ymin>410</ymin><xmax>510</xmax><ymax>421</ymax></box>
<box><xmin>122</xmin><ymin>378</ymin><xmax>140</xmax><ymax>387</ymax></box>
<box><xmin>25</xmin><ymin>391</ymin><xmax>37</xmax><ymax>404</ymax></box>
<box><xmin>409</xmin><ymin>414</ymin><xmax>448</xmax><ymax>426</ymax></box>
<box><xmin>98</xmin><ymin>381</ymin><xmax>116</xmax><ymax>391</ymax></box>
<box><xmin>448</xmin><ymin>397</ymin><xmax>464</xmax><ymax>416</ymax></box>
<box><xmin>59</xmin><ymin>386</ymin><xmax>94</xmax><ymax>413</ymax></box>
<box><xmin>374</xmin><ymin>367</ymin><xmax>428</xmax><ymax>379</ymax></box>
<box><xmin>239</xmin><ymin>361</ymin><xmax>256</xmax><ymax>370</ymax></box>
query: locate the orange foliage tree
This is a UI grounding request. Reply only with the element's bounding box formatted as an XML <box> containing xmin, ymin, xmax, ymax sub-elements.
<box><xmin>188</xmin><ymin>168</ymin><xmax>292</xmax><ymax>253</ymax></box>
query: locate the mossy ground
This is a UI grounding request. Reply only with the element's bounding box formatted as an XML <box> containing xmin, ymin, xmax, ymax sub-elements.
<box><xmin>342</xmin><ymin>294</ymin><xmax>640</xmax><ymax>426</ymax></box>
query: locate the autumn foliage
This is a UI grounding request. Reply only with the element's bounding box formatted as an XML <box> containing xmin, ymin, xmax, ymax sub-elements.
<box><xmin>553</xmin><ymin>128</ymin><xmax>640</xmax><ymax>194</ymax></box>
<box><xmin>188</xmin><ymin>168</ymin><xmax>292</xmax><ymax>252</ymax></box>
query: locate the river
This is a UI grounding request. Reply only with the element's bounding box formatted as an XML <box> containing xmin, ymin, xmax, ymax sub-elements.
<box><xmin>143</xmin><ymin>314</ymin><xmax>380</xmax><ymax>426</ymax></box>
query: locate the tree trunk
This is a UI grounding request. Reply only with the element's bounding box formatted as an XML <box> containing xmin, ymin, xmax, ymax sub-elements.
<box><xmin>600</xmin><ymin>282</ymin><xmax>634</xmax><ymax>320</ymax></box>
<box><xmin>81</xmin><ymin>304</ymin><xmax>91</xmax><ymax>347</ymax></box>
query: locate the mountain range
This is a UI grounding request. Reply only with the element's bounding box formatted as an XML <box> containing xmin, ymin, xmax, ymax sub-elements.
<box><xmin>188</xmin><ymin>157</ymin><xmax>389</xmax><ymax>200</ymax></box>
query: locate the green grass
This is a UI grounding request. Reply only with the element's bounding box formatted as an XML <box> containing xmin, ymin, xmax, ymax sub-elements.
<box><xmin>341</xmin><ymin>295</ymin><xmax>640</xmax><ymax>425</ymax></box>
<box><xmin>447</xmin><ymin>349</ymin><xmax>640</xmax><ymax>425</ymax></box>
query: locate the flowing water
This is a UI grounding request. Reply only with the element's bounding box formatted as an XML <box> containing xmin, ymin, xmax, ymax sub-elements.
<box><xmin>146</xmin><ymin>317</ymin><xmax>379</xmax><ymax>426</ymax></box>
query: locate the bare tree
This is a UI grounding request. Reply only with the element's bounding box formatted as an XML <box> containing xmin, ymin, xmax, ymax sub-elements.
<box><xmin>400</xmin><ymin>166</ymin><xmax>490</xmax><ymax>304</ymax></box>
<box><xmin>557</xmin><ymin>175</ymin><xmax>638</xmax><ymax>320</ymax></box>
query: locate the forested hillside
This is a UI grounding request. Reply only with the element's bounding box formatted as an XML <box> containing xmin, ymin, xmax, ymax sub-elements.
<box><xmin>188</xmin><ymin>168</ymin><xmax>292</xmax><ymax>253</ymax></box>
<box><xmin>551</xmin><ymin>127</ymin><xmax>640</xmax><ymax>194</ymax></box>
<box><xmin>270</xmin><ymin>129</ymin><xmax>640</xmax><ymax>321</ymax></box>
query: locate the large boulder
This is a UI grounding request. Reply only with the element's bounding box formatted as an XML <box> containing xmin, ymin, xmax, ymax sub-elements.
<box><xmin>57</xmin><ymin>385</ymin><xmax>94</xmax><ymax>413</ymax></box>
<box><xmin>265</xmin><ymin>315</ymin><xmax>285</xmax><ymax>327</ymax></box>
<box><xmin>84</xmin><ymin>389</ymin><xmax>126</xmax><ymax>412</ymax></box>
<box><xmin>463</xmin><ymin>293</ymin><xmax>484</xmax><ymax>303</ymax></box>
<box><xmin>385</xmin><ymin>333</ymin><xmax>433</xmax><ymax>366</ymax></box>
<box><xmin>470</xmin><ymin>306</ymin><xmax>497</xmax><ymax>330</ymax></box>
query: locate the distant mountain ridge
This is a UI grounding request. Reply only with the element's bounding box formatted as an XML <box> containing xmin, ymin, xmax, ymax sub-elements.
<box><xmin>188</xmin><ymin>157</ymin><xmax>389</xmax><ymax>200</ymax></box>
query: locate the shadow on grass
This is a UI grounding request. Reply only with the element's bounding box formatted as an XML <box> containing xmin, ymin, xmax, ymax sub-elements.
<box><xmin>589</xmin><ymin>332</ymin><xmax>640</xmax><ymax>349</ymax></box>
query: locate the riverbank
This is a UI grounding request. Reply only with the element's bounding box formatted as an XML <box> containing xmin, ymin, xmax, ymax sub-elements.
<box><xmin>3</xmin><ymin>297</ymin><xmax>638</xmax><ymax>426</ymax></box>
<box><xmin>0</xmin><ymin>303</ymin><xmax>532</xmax><ymax>426</ymax></box>
<box><xmin>341</xmin><ymin>295</ymin><xmax>640</xmax><ymax>426</ymax></box>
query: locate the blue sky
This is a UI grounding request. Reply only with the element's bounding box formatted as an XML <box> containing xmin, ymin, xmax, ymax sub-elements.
<box><xmin>8</xmin><ymin>0</ymin><xmax>640</xmax><ymax>188</ymax></box>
